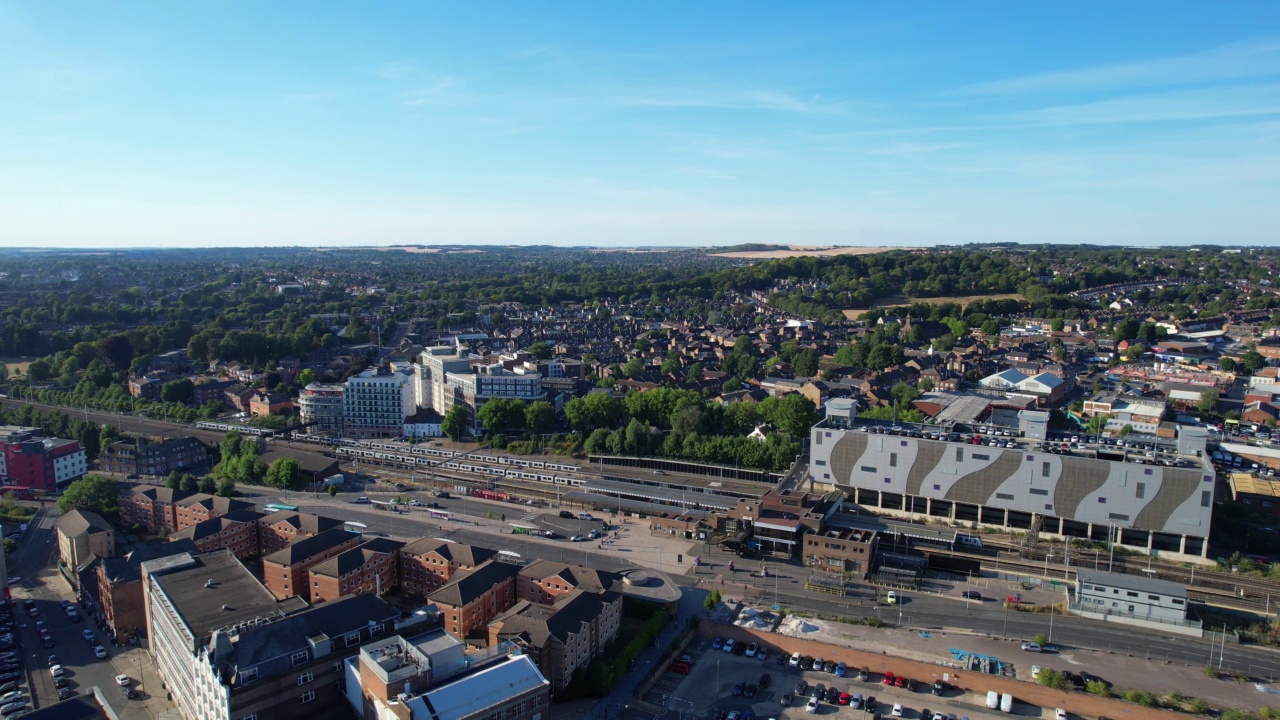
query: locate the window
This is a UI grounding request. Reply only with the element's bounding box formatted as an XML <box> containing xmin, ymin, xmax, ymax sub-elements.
<box><xmin>1148</xmin><ymin>595</ymin><xmax>1161</xmax><ymax>601</ymax></box>
<box><xmin>1126</xmin><ymin>591</ymin><xmax>1139</xmax><ymax>598</ymax></box>
<box><xmin>344</xmin><ymin>631</ymin><xmax>360</xmax><ymax>647</ymax></box>
<box><xmin>333</xmin><ymin>661</ymin><xmax>343</xmax><ymax>673</ymax></box>
<box><xmin>973</xmin><ymin>454</ymin><xmax>989</xmax><ymax>461</ymax></box>
<box><xmin>1029</xmin><ymin>488</ymin><xmax>1048</xmax><ymax>496</ymax></box>
<box><xmin>240</xmin><ymin>669</ymin><xmax>258</xmax><ymax>685</ymax></box>
<box><xmin>1136</xmin><ymin>482</ymin><xmax>1145</xmax><ymax>499</ymax></box>
<box><xmin>1172</xmin><ymin>598</ymin><xmax>1185</xmax><ymax>606</ymax></box>
<box><xmin>814</xmin><ymin>459</ymin><xmax>826</xmax><ymax>466</ymax></box>
<box><xmin>1042</xmin><ymin>462</ymin><xmax>1050</xmax><ymax>478</ymax></box>
<box><xmin>300</xmin><ymin>691</ymin><xmax>315</xmax><ymax>704</ymax></box>
<box><xmin>1201</xmin><ymin>490</ymin><xmax>1212</xmax><ymax>508</ymax></box>
<box><xmin>996</xmin><ymin>493</ymin><xmax>1014</xmax><ymax>500</ymax></box>
<box><xmin>889</xmin><ymin>453</ymin><xmax>898</xmax><ymax>468</ymax></box>
<box><xmin>860</xmin><ymin>466</ymin><xmax>877</xmax><ymax>473</ymax></box>
<box><xmin>298</xmin><ymin>671</ymin><xmax>313</xmax><ymax>685</ymax></box>
<box><xmin>956</xmin><ymin>447</ymin><xmax>964</xmax><ymax>462</ymax></box>
<box><xmin>291</xmin><ymin>651</ymin><xmax>308</xmax><ymax>666</ymax></box>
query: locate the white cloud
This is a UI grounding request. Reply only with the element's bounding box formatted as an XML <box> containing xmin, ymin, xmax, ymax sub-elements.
<box><xmin>991</xmin><ymin>84</ymin><xmax>1280</xmax><ymax>126</ymax></box>
<box><xmin>954</xmin><ymin>39</ymin><xmax>1280</xmax><ymax>96</ymax></box>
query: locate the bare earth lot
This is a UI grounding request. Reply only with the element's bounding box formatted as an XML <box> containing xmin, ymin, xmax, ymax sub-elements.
<box><xmin>710</xmin><ymin>245</ymin><xmax>912</xmax><ymax>259</ymax></box>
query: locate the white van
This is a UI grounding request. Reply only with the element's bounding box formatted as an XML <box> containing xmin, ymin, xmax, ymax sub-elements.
<box><xmin>985</xmin><ymin>691</ymin><xmax>999</xmax><ymax>709</ymax></box>
<box><xmin>1000</xmin><ymin>694</ymin><xmax>1013</xmax><ymax>713</ymax></box>
<box><xmin>576</xmin><ymin>512</ymin><xmax>594</xmax><ymax>521</ymax></box>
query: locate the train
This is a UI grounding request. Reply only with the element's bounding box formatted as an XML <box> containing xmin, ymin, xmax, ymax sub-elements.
<box><xmin>196</xmin><ymin>421</ymin><xmax>278</xmax><ymax>437</ymax></box>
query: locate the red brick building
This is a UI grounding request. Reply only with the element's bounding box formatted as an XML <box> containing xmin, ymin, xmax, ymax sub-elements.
<box><xmin>173</xmin><ymin>494</ymin><xmax>255</xmax><ymax>531</ymax></box>
<box><xmin>262</xmin><ymin>527</ymin><xmax>363</xmax><ymax>602</ymax></box>
<box><xmin>488</xmin><ymin>590</ymin><xmax>623</xmax><ymax>691</ymax></box>
<box><xmin>0</xmin><ymin>426</ymin><xmax>87</xmax><ymax>493</ymax></box>
<box><xmin>398</xmin><ymin>539</ymin><xmax>497</xmax><ymax>595</ymax></box>
<box><xmin>118</xmin><ymin>486</ymin><xmax>190</xmax><ymax>531</ymax></box>
<box><xmin>169</xmin><ymin>509</ymin><xmax>264</xmax><ymax>559</ymax></box>
<box><xmin>427</xmin><ymin>559</ymin><xmax>521</xmax><ymax>643</ymax></box>
<box><xmin>257</xmin><ymin>510</ymin><xmax>344</xmax><ymax>556</ymax></box>
<box><xmin>307</xmin><ymin>538</ymin><xmax>405</xmax><ymax>603</ymax></box>
<box><xmin>516</xmin><ymin>560</ymin><xmax>621</xmax><ymax>605</ymax></box>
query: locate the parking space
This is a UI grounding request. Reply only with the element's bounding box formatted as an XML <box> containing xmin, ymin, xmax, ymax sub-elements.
<box><xmin>650</xmin><ymin>636</ymin><xmax>1012</xmax><ymax>720</ymax></box>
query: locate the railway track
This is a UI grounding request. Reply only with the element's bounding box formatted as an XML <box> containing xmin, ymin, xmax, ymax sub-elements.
<box><xmin>924</xmin><ymin>547</ymin><xmax>1278</xmax><ymax>614</ymax></box>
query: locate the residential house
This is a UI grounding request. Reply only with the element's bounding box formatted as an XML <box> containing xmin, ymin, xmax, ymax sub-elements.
<box><xmin>257</xmin><ymin>511</ymin><xmax>344</xmax><ymax>557</ymax></box>
<box><xmin>169</xmin><ymin>509</ymin><xmax>264</xmax><ymax>559</ymax></box>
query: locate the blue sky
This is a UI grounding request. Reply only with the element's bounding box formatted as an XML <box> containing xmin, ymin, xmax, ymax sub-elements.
<box><xmin>2</xmin><ymin>2</ymin><xmax>1279</xmax><ymax>248</ymax></box>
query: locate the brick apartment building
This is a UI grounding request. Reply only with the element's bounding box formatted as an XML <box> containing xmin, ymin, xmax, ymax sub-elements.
<box><xmin>118</xmin><ymin>486</ymin><xmax>187</xmax><ymax>531</ymax></box>
<box><xmin>97</xmin><ymin>539</ymin><xmax>199</xmax><ymax>642</ymax></box>
<box><xmin>308</xmin><ymin>538</ymin><xmax>405</xmax><ymax>603</ymax></box>
<box><xmin>174</xmin><ymin>494</ymin><xmax>255</xmax><ymax>531</ymax></box>
<box><xmin>257</xmin><ymin>510</ymin><xmax>344</xmax><ymax>556</ymax></box>
<box><xmin>516</xmin><ymin>560</ymin><xmax>621</xmax><ymax>605</ymax></box>
<box><xmin>99</xmin><ymin>437</ymin><xmax>210</xmax><ymax>477</ymax></box>
<box><xmin>398</xmin><ymin>539</ymin><xmax>497</xmax><ymax>595</ymax></box>
<box><xmin>262</xmin><ymin>527</ymin><xmax>364</xmax><ymax>602</ymax></box>
<box><xmin>169</xmin><ymin>509</ymin><xmax>264</xmax><ymax>559</ymax></box>
<box><xmin>427</xmin><ymin>559</ymin><xmax>521</xmax><ymax>644</ymax></box>
<box><xmin>487</xmin><ymin>589</ymin><xmax>623</xmax><ymax>691</ymax></box>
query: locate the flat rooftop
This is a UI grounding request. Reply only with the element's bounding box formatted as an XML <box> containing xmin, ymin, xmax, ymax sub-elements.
<box><xmin>582</xmin><ymin>477</ymin><xmax>740</xmax><ymax>511</ymax></box>
<box><xmin>824</xmin><ymin>508</ymin><xmax>957</xmax><ymax>544</ymax></box>
<box><xmin>563</xmin><ymin>490</ymin><xmax>712</xmax><ymax>520</ymax></box>
<box><xmin>147</xmin><ymin>549</ymin><xmax>305</xmax><ymax>641</ymax></box>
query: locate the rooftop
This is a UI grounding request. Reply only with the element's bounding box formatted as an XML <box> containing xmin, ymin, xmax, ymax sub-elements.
<box><xmin>427</xmin><ymin>558</ymin><xmax>521</xmax><ymax>607</ymax></box>
<box><xmin>228</xmin><ymin>594</ymin><xmax>399</xmax><ymax>678</ymax></box>
<box><xmin>263</xmin><ymin>527</ymin><xmax>360</xmax><ymax>566</ymax></box>
<box><xmin>101</xmin><ymin>539</ymin><xmax>199</xmax><ymax>584</ymax></box>
<box><xmin>55</xmin><ymin>508</ymin><xmax>114</xmax><ymax>538</ymax></box>
<box><xmin>400</xmin><ymin>538</ymin><xmax>498</xmax><ymax>566</ymax></box>
<box><xmin>1077</xmin><ymin>569</ymin><xmax>1187</xmax><ymax>598</ymax></box>
<box><xmin>22</xmin><ymin>686</ymin><xmax>120</xmax><ymax>720</ymax></box>
<box><xmin>146</xmin><ymin>549</ymin><xmax>306</xmax><ymax>641</ymax></box>
<box><xmin>309</xmin><ymin>538</ymin><xmax>405</xmax><ymax>578</ymax></box>
<box><xmin>409</xmin><ymin>654</ymin><xmax>548</xmax><ymax>720</ymax></box>
<box><xmin>1229</xmin><ymin>472</ymin><xmax>1280</xmax><ymax>498</ymax></box>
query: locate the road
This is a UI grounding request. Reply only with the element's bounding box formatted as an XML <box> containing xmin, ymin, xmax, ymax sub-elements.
<box><xmin>235</xmin><ymin>485</ymin><xmax>1280</xmax><ymax>684</ymax></box>
<box><xmin>6</xmin><ymin>506</ymin><xmax>156</xmax><ymax>719</ymax></box>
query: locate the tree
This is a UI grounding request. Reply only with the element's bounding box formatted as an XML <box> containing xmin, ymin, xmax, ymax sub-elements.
<box><xmin>1197</xmin><ymin>389</ymin><xmax>1221</xmax><ymax>415</ymax></box>
<box><xmin>298</xmin><ymin>368</ymin><xmax>316</xmax><ymax>386</ymax></box>
<box><xmin>166</xmin><ymin>471</ymin><xmax>182</xmax><ymax>489</ymax></box>
<box><xmin>1085</xmin><ymin>413</ymin><xmax>1111</xmax><ymax>436</ymax></box>
<box><xmin>442</xmin><ymin>405</ymin><xmax>469</xmax><ymax>441</ymax></box>
<box><xmin>660</xmin><ymin>356</ymin><xmax>681</xmax><ymax>376</ymax></box>
<box><xmin>1050</xmin><ymin>318</ymin><xmax>1065</xmax><ymax>332</ymax></box>
<box><xmin>198</xmin><ymin>475</ymin><xmax>217</xmax><ymax>494</ymax></box>
<box><xmin>792</xmin><ymin>349</ymin><xmax>819</xmax><ymax>378</ymax></box>
<box><xmin>478</xmin><ymin>398</ymin><xmax>526</xmax><ymax>434</ymax></box>
<box><xmin>525</xmin><ymin>401</ymin><xmax>555</xmax><ymax>434</ymax></box>
<box><xmin>263</xmin><ymin>457</ymin><xmax>302</xmax><ymax>491</ymax></box>
<box><xmin>526</xmin><ymin>342</ymin><xmax>553</xmax><ymax>360</ymax></box>
<box><xmin>1118</xmin><ymin>424</ymin><xmax>1134</xmax><ymax>437</ymax></box>
<box><xmin>57</xmin><ymin>475</ymin><xmax>119</xmax><ymax>515</ymax></box>
<box><xmin>759</xmin><ymin>393</ymin><xmax>818</xmax><ymax>438</ymax></box>
<box><xmin>564</xmin><ymin>392</ymin><xmax>624</xmax><ymax>434</ymax></box>
<box><xmin>217</xmin><ymin>477</ymin><xmax>236</xmax><ymax>497</ymax></box>
<box><xmin>622</xmin><ymin>358</ymin><xmax>645</xmax><ymax>378</ymax></box>
<box><xmin>686</xmin><ymin>362</ymin><xmax>704</xmax><ymax>383</ymax></box>
<box><xmin>26</xmin><ymin>358</ymin><xmax>52</xmax><ymax>382</ymax></box>
<box><xmin>161</xmin><ymin>378</ymin><xmax>195</xmax><ymax>404</ymax></box>
<box><xmin>584</xmin><ymin>428</ymin><xmax>611</xmax><ymax>454</ymax></box>
<box><xmin>1242</xmin><ymin>349</ymin><xmax>1266</xmax><ymax>374</ymax></box>
<box><xmin>1037</xmin><ymin>668</ymin><xmax>1068</xmax><ymax>691</ymax></box>
<box><xmin>179</xmin><ymin>473</ymin><xmax>199</xmax><ymax>492</ymax></box>
<box><xmin>1220</xmin><ymin>357</ymin><xmax>1236</xmax><ymax>374</ymax></box>
<box><xmin>890</xmin><ymin>382</ymin><xmax>921</xmax><ymax>408</ymax></box>
<box><xmin>327</xmin><ymin>484</ymin><xmax>337</xmax><ymax>497</ymax></box>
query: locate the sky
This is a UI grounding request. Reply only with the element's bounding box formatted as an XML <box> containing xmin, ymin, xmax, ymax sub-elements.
<box><xmin>2</xmin><ymin>2</ymin><xmax>1280</xmax><ymax>249</ymax></box>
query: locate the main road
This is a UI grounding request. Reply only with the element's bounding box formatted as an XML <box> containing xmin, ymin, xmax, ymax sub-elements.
<box><xmin>239</xmin><ymin>485</ymin><xmax>1280</xmax><ymax>684</ymax></box>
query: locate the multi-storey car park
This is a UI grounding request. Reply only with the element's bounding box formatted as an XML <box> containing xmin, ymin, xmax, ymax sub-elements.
<box><xmin>808</xmin><ymin>399</ymin><xmax>1215</xmax><ymax>561</ymax></box>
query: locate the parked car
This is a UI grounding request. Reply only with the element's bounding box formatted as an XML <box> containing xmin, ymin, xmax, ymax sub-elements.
<box><xmin>806</xmin><ymin>697</ymin><xmax>820</xmax><ymax>714</ymax></box>
<box><xmin>780</xmin><ymin>693</ymin><xmax>793</xmax><ymax>707</ymax></box>
<box><xmin>668</xmin><ymin>662</ymin><xmax>690</xmax><ymax>675</ymax></box>
<box><xmin>81</xmin><ymin>629</ymin><xmax>96</xmax><ymax>643</ymax></box>
<box><xmin>882</xmin><ymin>672</ymin><xmax>896</xmax><ymax>685</ymax></box>
<box><xmin>115</xmin><ymin>674</ymin><xmax>131</xmax><ymax>687</ymax></box>
<box><xmin>93</xmin><ymin>645</ymin><xmax>107</xmax><ymax>659</ymax></box>
<box><xmin>794</xmin><ymin>680</ymin><xmax>809</xmax><ymax>697</ymax></box>
<box><xmin>732</xmin><ymin>682</ymin><xmax>745</xmax><ymax>697</ymax></box>
<box><xmin>835</xmin><ymin>662</ymin><xmax>847</xmax><ymax>677</ymax></box>
<box><xmin>756</xmin><ymin>647</ymin><xmax>769</xmax><ymax>662</ymax></box>
<box><xmin>758</xmin><ymin>673</ymin><xmax>771</xmax><ymax>689</ymax></box>
<box><xmin>722</xmin><ymin>639</ymin><xmax>736</xmax><ymax>654</ymax></box>
<box><xmin>1020</xmin><ymin>642</ymin><xmax>1041</xmax><ymax>652</ymax></box>
<box><xmin>891</xmin><ymin>704</ymin><xmax>904</xmax><ymax>717</ymax></box>
<box><xmin>745</xmin><ymin>642</ymin><xmax>758</xmax><ymax>657</ymax></box>
<box><xmin>789</xmin><ymin>652</ymin><xmax>802</xmax><ymax>667</ymax></box>
<box><xmin>744</xmin><ymin>684</ymin><xmax>758</xmax><ymax>699</ymax></box>
<box><xmin>712</xmin><ymin>637</ymin><xmax>723</xmax><ymax>650</ymax></box>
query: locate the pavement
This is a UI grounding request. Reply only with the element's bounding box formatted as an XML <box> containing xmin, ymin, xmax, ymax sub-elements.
<box><xmin>5</xmin><ymin>504</ymin><xmax>177</xmax><ymax>720</ymax></box>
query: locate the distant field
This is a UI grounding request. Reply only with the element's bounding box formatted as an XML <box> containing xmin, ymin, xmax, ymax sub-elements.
<box><xmin>710</xmin><ymin>245</ymin><xmax>913</xmax><ymax>259</ymax></box>
<box><xmin>842</xmin><ymin>293</ymin><xmax>1024</xmax><ymax>319</ymax></box>
<box><xmin>1</xmin><ymin>358</ymin><xmax>33</xmax><ymax>376</ymax></box>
